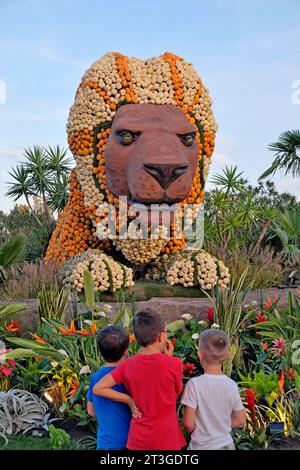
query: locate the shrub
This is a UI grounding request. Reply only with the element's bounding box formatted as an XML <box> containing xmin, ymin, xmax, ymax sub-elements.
<box><xmin>0</xmin><ymin>259</ymin><xmax>58</xmax><ymax>300</ymax></box>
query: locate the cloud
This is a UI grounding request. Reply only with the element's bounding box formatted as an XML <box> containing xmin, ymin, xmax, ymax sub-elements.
<box><xmin>38</xmin><ymin>46</ymin><xmax>86</xmax><ymax>68</ymax></box>
<box><xmin>273</xmin><ymin>176</ymin><xmax>300</xmax><ymax>200</ymax></box>
<box><xmin>0</xmin><ymin>147</ymin><xmax>23</xmax><ymax>159</ymax></box>
<box><xmin>213</xmin><ymin>152</ymin><xmax>235</xmax><ymax>167</ymax></box>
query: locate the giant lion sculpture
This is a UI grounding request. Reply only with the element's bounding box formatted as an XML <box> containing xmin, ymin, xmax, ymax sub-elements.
<box><xmin>46</xmin><ymin>52</ymin><xmax>230</xmax><ymax>293</ymax></box>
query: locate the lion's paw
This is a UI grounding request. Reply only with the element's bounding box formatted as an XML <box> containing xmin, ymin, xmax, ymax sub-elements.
<box><xmin>166</xmin><ymin>250</ymin><xmax>230</xmax><ymax>290</ymax></box>
<box><xmin>58</xmin><ymin>249</ymin><xmax>134</xmax><ymax>293</ymax></box>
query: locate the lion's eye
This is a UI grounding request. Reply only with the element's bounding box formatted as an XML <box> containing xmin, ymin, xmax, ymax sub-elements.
<box><xmin>181</xmin><ymin>133</ymin><xmax>196</xmax><ymax>146</ymax></box>
<box><xmin>118</xmin><ymin>130</ymin><xmax>137</xmax><ymax>145</ymax></box>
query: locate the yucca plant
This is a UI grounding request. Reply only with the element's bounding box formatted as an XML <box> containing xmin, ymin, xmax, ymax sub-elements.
<box><xmin>38</xmin><ymin>284</ymin><xmax>70</xmax><ymax>323</ymax></box>
<box><xmin>205</xmin><ymin>269</ymin><xmax>253</xmax><ymax>376</ymax></box>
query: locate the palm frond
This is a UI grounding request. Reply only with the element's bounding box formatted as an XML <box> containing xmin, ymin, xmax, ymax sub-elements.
<box><xmin>259</xmin><ymin>130</ymin><xmax>300</xmax><ymax>180</ymax></box>
<box><xmin>0</xmin><ymin>236</ymin><xmax>25</xmax><ymax>270</ymax></box>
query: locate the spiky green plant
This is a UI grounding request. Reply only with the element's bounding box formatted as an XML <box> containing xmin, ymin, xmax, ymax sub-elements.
<box><xmin>204</xmin><ymin>269</ymin><xmax>253</xmax><ymax>376</ymax></box>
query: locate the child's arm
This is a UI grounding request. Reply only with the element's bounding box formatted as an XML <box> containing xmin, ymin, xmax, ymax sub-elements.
<box><xmin>231</xmin><ymin>409</ymin><xmax>246</xmax><ymax>428</ymax></box>
<box><xmin>93</xmin><ymin>373</ymin><xmax>141</xmax><ymax>418</ymax></box>
<box><xmin>87</xmin><ymin>401</ymin><xmax>96</xmax><ymax>417</ymax></box>
<box><xmin>231</xmin><ymin>385</ymin><xmax>246</xmax><ymax>428</ymax></box>
<box><xmin>183</xmin><ymin>406</ymin><xmax>196</xmax><ymax>434</ymax></box>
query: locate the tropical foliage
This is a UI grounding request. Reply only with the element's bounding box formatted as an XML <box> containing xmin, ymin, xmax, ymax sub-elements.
<box><xmin>259</xmin><ymin>130</ymin><xmax>300</xmax><ymax>180</ymax></box>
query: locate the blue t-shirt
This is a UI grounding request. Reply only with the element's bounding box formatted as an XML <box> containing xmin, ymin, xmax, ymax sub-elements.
<box><xmin>87</xmin><ymin>366</ymin><xmax>131</xmax><ymax>449</ymax></box>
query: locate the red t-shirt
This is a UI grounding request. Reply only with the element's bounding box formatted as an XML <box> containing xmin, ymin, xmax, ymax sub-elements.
<box><xmin>111</xmin><ymin>353</ymin><xmax>186</xmax><ymax>450</ymax></box>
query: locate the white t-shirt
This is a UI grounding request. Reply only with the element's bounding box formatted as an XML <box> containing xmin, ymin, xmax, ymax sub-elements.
<box><xmin>181</xmin><ymin>374</ymin><xmax>244</xmax><ymax>450</ymax></box>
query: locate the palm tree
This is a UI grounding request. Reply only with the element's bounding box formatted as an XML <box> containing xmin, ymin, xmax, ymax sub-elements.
<box><xmin>259</xmin><ymin>130</ymin><xmax>300</xmax><ymax>180</ymax></box>
<box><xmin>6</xmin><ymin>165</ymin><xmax>42</xmax><ymax>226</ymax></box>
<box><xmin>47</xmin><ymin>173</ymin><xmax>70</xmax><ymax>214</ymax></box>
<box><xmin>210</xmin><ymin>165</ymin><xmax>244</xmax><ymax>195</ymax></box>
<box><xmin>45</xmin><ymin>145</ymin><xmax>73</xmax><ymax>179</ymax></box>
<box><xmin>23</xmin><ymin>146</ymin><xmax>52</xmax><ymax>224</ymax></box>
<box><xmin>6</xmin><ymin>145</ymin><xmax>72</xmax><ymax>221</ymax></box>
<box><xmin>269</xmin><ymin>209</ymin><xmax>300</xmax><ymax>265</ymax></box>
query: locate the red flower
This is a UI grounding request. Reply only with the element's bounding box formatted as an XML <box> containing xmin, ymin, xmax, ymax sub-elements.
<box><xmin>279</xmin><ymin>371</ymin><xmax>285</xmax><ymax>395</ymax></box>
<box><xmin>207</xmin><ymin>307</ymin><xmax>214</xmax><ymax>323</ymax></box>
<box><xmin>171</xmin><ymin>337</ymin><xmax>176</xmax><ymax>347</ymax></box>
<box><xmin>183</xmin><ymin>363</ymin><xmax>196</xmax><ymax>376</ymax></box>
<box><xmin>245</xmin><ymin>388</ymin><xmax>257</xmax><ymax>424</ymax></box>
<box><xmin>5</xmin><ymin>320</ymin><xmax>21</xmax><ymax>336</ymax></box>
<box><xmin>265</xmin><ymin>295</ymin><xmax>272</xmax><ymax>309</ymax></box>
<box><xmin>261</xmin><ymin>342</ymin><xmax>268</xmax><ymax>351</ymax></box>
<box><xmin>270</xmin><ymin>338</ymin><xmax>286</xmax><ymax>357</ymax></box>
<box><xmin>0</xmin><ymin>359</ymin><xmax>16</xmax><ymax>377</ymax></box>
<box><xmin>256</xmin><ymin>313</ymin><xmax>267</xmax><ymax>323</ymax></box>
<box><xmin>264</xmin><ymin>295</ymin><xmax>278</xmax><ymax>309</ymax></box>
<box><xmin>288</xmin><ymin>368</ymin><xmax>294</xmax><ymax>381</ymax></box>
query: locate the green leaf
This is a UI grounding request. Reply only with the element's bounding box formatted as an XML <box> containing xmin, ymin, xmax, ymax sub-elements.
<box><xmin>267</xmin><ymin>390</ymin><xmax>279</xmax><ymax>407</ymax></box>
<box><xmin>86</xmin><ymin>356</ymin><xmax>101</xmax><ymax>372</ymax></box>
<box><xmin>6</xmin><ymin>337</ymin><xmax>48</xmax><ymax>349</ymax></box>
<box><xmin>83</xmin><ymin>269</ymin><xmax>95</xmax><ymax>309</ymax></box>
<box><xmin>70</xmin><ymin>382</ymin><xmax>85</xmax><ymax>404</ymax></box>
<box><xmin>4</xmin><ymin>348</ymin><xmax>40</xmax><ymax>359</ymax></box>
<box><xmin>167</xmin><ymin>320</ymin><xmax>185</xmax><ymax>334</ymax></box>
<box><xmin>0</xmin><ymin>303</ymin><xmax>26</xmax><ymax>319</ymax></box>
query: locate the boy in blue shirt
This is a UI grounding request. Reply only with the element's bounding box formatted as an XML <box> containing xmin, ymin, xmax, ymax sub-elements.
<box><xmin>87</xmin><ymin>325</ymin><xmax>132</xmax><ymax>449</ymax></box>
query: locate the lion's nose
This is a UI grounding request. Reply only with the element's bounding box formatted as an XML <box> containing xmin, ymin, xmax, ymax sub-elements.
<box><xmin>143</xmin><ymin>163</ymin><xmax>188</xmax><ymax>189</ymax></box>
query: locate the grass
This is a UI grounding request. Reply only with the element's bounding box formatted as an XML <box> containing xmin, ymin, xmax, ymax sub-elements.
<box><xmin>0</xmin><ymin>435</ymin><xmax>80</xmax><ymax>451</ymax></box>
<box><xmin>0</xmin><ymin>435</ymin><xmax>52</xmax><ymax>450</ymax></box>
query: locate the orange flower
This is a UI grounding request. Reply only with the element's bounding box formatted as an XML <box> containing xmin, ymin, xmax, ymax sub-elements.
<box><xmin>279</xmin><ymin>371</ymin><xmax>285</xmax><ymax>395</ymax></box>
<box><xmin>58</xmin><ymin>321</ymin><xmax>76</xmax><ymax>336</ymax></box>
<box><xmin>30</xmin><ymin>332</ymin><xmax>47</xmax><ymax>345</ymax></box>
<box><xmin>68</xmin><ymin>381</ymin><xmax>80</xmax><ymax>399</ymax></box>
<box><xmin>5</xmin><ymin>320</ymin><xmax>21</xmax><ymax>336</ymax></box>
<box><xmin>129</xmin><ymin>335</ymin><xmax>136</xmax><ymax>344</ymax></box>
<box><xmin>90</xmin><ymin>322</ymin><xmax>97</xmax><ymax>335</ymax></box>
<box><xmin>77</xmin><ymin>322</ymin><xmax>97</xmax><ymax>336</ymax></box>
<box><xmin>261</xmin><ymin>342</ymin><xmax>268</xmax><ymax>351</ymax></box>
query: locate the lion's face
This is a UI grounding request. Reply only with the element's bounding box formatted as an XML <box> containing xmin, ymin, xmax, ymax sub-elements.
<box><xmin>105</xmin><ymin>103</ymin><xmax>198</xmax><ymax>205</ymax></box>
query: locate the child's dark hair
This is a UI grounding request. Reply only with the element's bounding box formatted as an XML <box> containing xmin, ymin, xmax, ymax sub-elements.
<box><xmin>132</xmin><ymin>309</ymin><xmax>165</xmax><ymax>347</ymax></box>
<box><xmin>97</xmin><ymin>325</ymin><xmax>129</xmax><ymax>362</ymax></box>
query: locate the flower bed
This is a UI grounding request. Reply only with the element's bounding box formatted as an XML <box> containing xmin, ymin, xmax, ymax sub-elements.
<box><xmin>1</xmin><ymin>288</ymin><xmax>300</xmax><ymax>450</ymax></box>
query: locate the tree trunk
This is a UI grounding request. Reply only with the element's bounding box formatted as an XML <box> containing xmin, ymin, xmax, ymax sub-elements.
<box><xmin>42</xmin><ymin>192</ymin><xmax>53</xmax><ymax>226</ymax></box>
<box><xmin>24</xmin><ymin>193</ymin><xmax>42</xmax><ymax>226</ymax></box>
<box><xmin>250</xmin><ymin>219</ymin><xmax>272</xmax><ymax>257</ymax></box>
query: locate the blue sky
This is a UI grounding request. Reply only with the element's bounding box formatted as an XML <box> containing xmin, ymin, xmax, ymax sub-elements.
<box><xmin>0</xmin><ymin>0</ymin><xmax>299</xmax><ymax>212</ymax></box>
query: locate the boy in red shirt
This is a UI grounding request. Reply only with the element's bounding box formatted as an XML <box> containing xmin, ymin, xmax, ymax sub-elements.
<box><xmin>93</xmin><ymin>309</ymin><xmax>185</xmax><ymax>450</ymax></box>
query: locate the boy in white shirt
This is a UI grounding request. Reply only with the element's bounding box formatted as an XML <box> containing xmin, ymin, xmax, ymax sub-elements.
<box><xmin>181</xmin><ymin>329</ymin><xmax>246</xmax><ymax>450</ymax></box>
